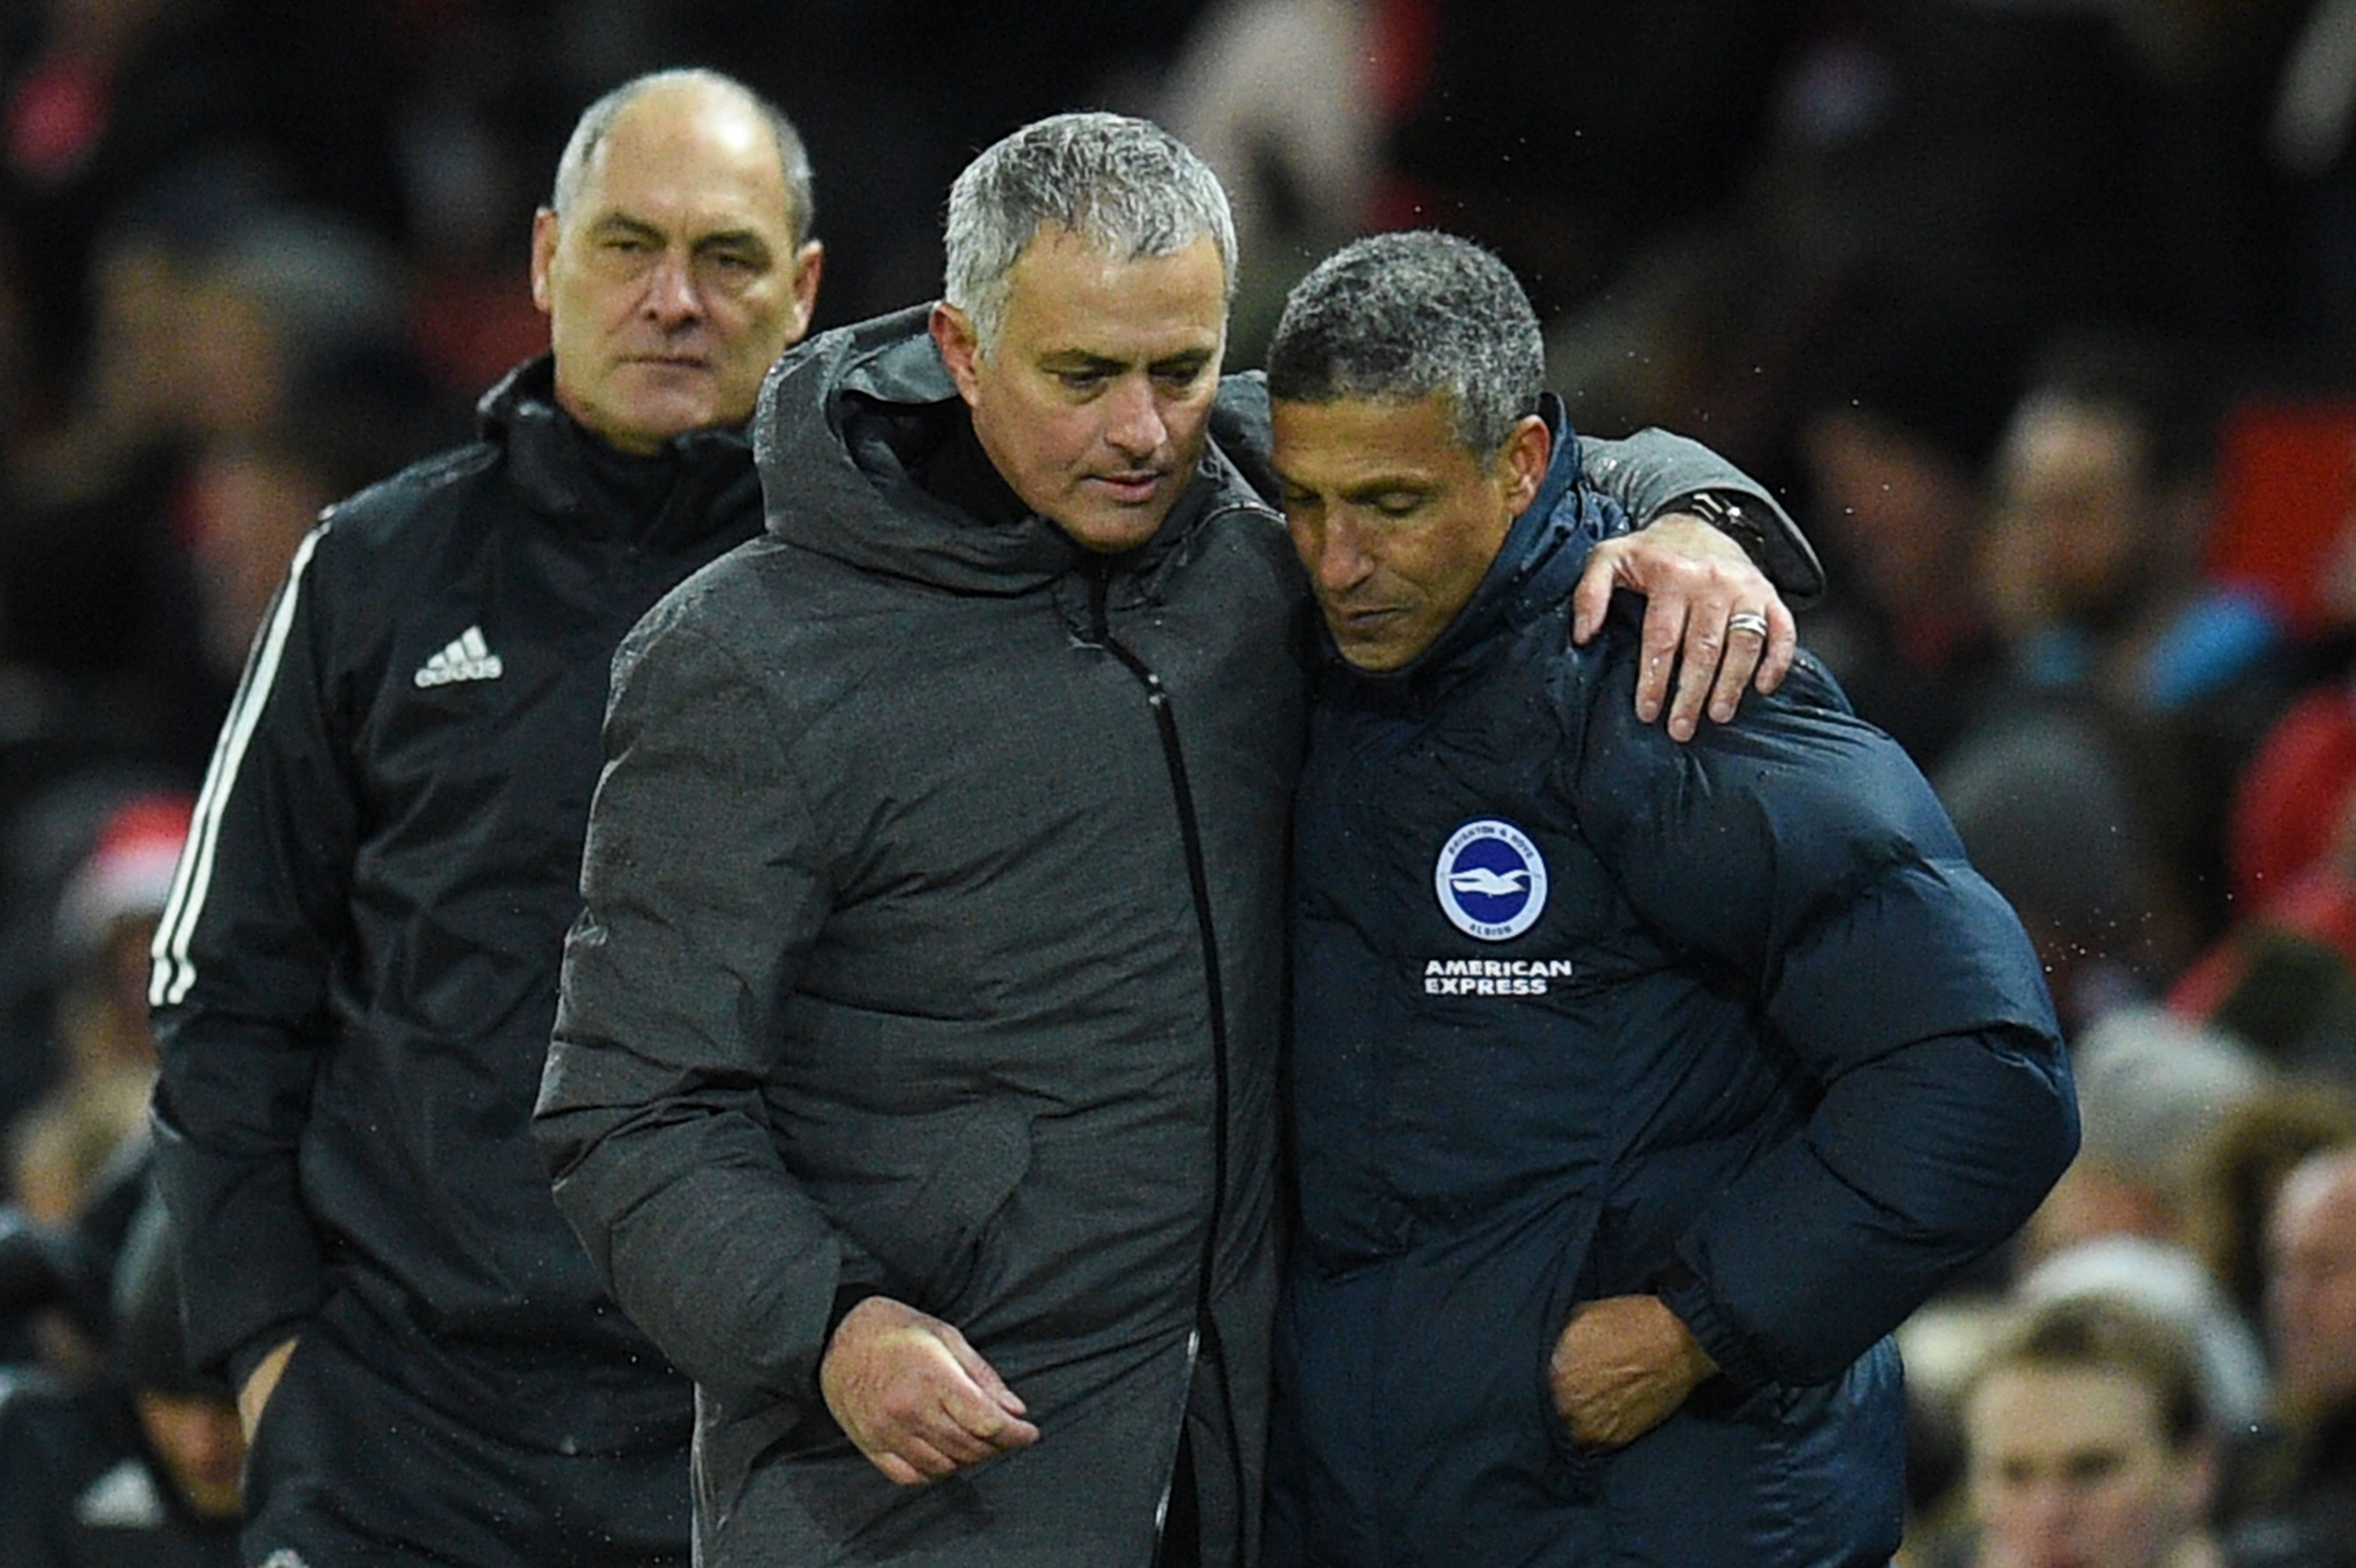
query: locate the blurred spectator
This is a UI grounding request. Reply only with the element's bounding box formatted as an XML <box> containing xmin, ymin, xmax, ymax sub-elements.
<box><xmin>1981</xmin><ymin>336</ymin><xmax>2235</xmax><ymax>708</ymax></box>
<box><xmin>1926</xmin><ymin>1291</ymin><xmax>2259</xmax><ymax>1568</ymax></box>
<box><xmin>178</xmin><ymin>407</ymin><xmax>428</xmax><ymax>693</ymax></box>
<box><xmin>1789</xmin><ymin>287</ymin><xmax>2029</xmax><ymax>775</ymax></box>
<box><xmin>2019</xmin><ymin>1236</ymin><xmax>2273</xmax><ymax>1449</ymax></box>
<box><xmin>1900</xmin><ymin>1294</ymin><xmax>2017</xmax><ymax>1560</ymax></box>
<box><xmin>0</xmin><ymin>1198</ymin><xmax>107</xmax><ymax>1373</ymax></box>
<box><xmin>1974</xmin><ymin>329</ymin><xmax>2301</xmax><ymax>946</ymax></box>
<box><xmin>0</xmin><ymin>185</ymin><xmax>454</xmax><ymax>778</ymax></box>
<box><xmin>0</xmin><ymin>0</ymin><xmax>412</xmax><ymax>428</ymax></box>
<box><xmin>1159</xmin><ymin>0</ymin><xmax>1377</xmax><ymax>366</ymax></box>
<box><xmin>2170</xmin><ymin>513</ymin><xmax>2356</xmax><ymax>1069</ymax></box>
<box><xmin>384</xmin><ymin>0</ymin><xmax>603</xmax><ymax>401</ymax></box>
<box><xmin>1937</xmin><ymin>715</ymin><xmax>2197</xmax><ymax>1032</ymax></box>
<box><xmin>2019</xmin><ymin>1006</ymin><xmax>2267</xmax><ymax>1272</ymax></box>
<box><xmin>0</xmin><ymin>1182</ymin><xmax>240</xmax><ymax>1567</ymax></box>
<box><xmin>2225</xmin><ymin>674</ymin><xmax>2356</xmax><ymax>913</ymax></box>
<box><xmin>1896</xmin><ymin>1235</ymin><xmax>2281</xmax><ymax>1568</ymax></box>
<box><xmin>1931</xmin><ymin>329</ymin><xmax>2298</xmax><ymax>1002</ymax></box>
<box><xmin>2184</xmin><ymin>1083</ymin><xmax>2356</xmax><ymax>1335</ymax></box>
<box><xmin>0</xmin><ymin>770</ymin><xmax>173</xmax><ymax>1152</ymax></box>
<box><xmin>2171</xmin><ymin>784</ymin><xmax>2356</xmax><ymax>1077</ymax></box>
<box><xmin>7</xmin><ymin>792</ymin><xmax>187</xmax><ymax>1230</ymax></box>
<box><xmin>0</xmin><ymin>0</ymin><xmax>246</xmax><ymax>423</ymax></box>
<box><xmin>0</xmin><ymin>1137</ymin><xmax>154</xmax><ymax>1373</ymax></box>
<box><xmin>2226</xmin><ymin>1143</ymin><xmax>2356</xmax><ymax>1565</ymax></box>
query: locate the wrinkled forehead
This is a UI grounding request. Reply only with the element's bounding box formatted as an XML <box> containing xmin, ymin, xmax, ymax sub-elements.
<box><xmin>573</xmin><ymin>90</ymin><xmax>796</xmax><ymax>237</ymax></box>
<box><xmin>998</xmin><ymin>229</ymin><xmax>1229</xmax><ymax>352</ymax></box>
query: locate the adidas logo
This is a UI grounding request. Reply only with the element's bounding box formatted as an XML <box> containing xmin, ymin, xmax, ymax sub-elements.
<box><xmin>414</xmin><ymin>626</ymin><xmax>505</xmax><ymax>688</ymax></box>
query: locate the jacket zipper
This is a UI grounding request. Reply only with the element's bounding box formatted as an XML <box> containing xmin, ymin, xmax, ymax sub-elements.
<box><xmin>1083</xmin><ymin>566</ymin><xmax>1237</xmax><ymax>1558</ymax></box>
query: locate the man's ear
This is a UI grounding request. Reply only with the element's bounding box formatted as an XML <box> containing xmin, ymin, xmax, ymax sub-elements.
<box><xmin>931</xmin><ymin>302</ymin><xmax>982</xmax><ymax>407</ymax></box>
<box><xmin>1499</xmin><ymin>412</ymin><xmax>1553</xmax><ymax>513</ymax></box>
<box><xmin>529</xmin><ymin>208</ymin><xmax>561</xmax><ymax>315</ymax></box>
<box><xmin>784</xmin><ymin>240</ymin><xmax>825</xmax><ymax>342</ymax></box>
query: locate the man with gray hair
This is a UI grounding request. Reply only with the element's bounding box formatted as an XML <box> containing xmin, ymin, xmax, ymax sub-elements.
<box><xmin>535</xmin><ymin>115</ymin><xmax>1818</xmax><ymax>1567</ymax></box>
<box><xmin>148</xmin><ymin>67</ymin><xmax>821</xmax><ymax>1567</ymax></box>
<box><xmin>1262</xmin><ymin>229</ymin><xmax>2076</xmax><ymax>1566</ymax></box>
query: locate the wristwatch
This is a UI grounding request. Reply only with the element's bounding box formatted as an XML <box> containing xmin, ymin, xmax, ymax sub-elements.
<box><xmin>1671</xmin><ymin>489</ymin><xmax>1773</xmax><ymax>566</ymax></box>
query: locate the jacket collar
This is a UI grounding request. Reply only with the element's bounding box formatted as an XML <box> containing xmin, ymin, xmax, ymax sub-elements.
<box><xmin>477</xmin><ymin>353</ymin><xmax>758</xmax><ymax>548</ymax></box>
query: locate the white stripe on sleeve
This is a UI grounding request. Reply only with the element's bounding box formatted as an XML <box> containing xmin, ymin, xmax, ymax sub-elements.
<box><xmin>151</xmin><ymin>523</ymin><xmax>330</xmax><ymax>1009</ymax></box>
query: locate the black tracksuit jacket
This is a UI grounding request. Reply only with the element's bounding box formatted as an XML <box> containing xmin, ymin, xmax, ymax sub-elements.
<box><xmin>147</xmin><ymin>355</ymin><xmax>761</xmax><ymax>1454</ymax></box>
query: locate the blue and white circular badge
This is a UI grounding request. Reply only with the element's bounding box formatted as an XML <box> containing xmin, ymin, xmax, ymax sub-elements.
<box><xmin>1434</xmin><ymin>818</ymin><xmax>1549</xmax><ymax>941</ymax></box>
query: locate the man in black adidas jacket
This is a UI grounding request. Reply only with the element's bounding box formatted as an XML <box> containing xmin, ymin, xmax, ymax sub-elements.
<box><xmin>1262</xmin><ymin>231</ymin><xmax>2077</xmax><ymax>1568</ymax></box>
<box><xmin>143</xmin><ymin>69</ymin><xmax>825</xmax><ymax>1567</ymax></box>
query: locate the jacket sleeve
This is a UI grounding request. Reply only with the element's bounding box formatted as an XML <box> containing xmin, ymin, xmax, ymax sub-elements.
<box><xmin>534</xmin><ymin>600</ymin><xmax>876</xmax><ymax>1407</ymax></box>
<box><xmin>1564</xmin><ymin>629</ymin><xmax>2078</xmax><ymax>1389</ymax></box>
<box><xmin>1578</xmin><ymin>429</ymin><xmax>1824</xmax><ymax>604</ymax></box>
<box><xmin>147</xmin><ymin>524</ymin><xmax>352</xmax><ymax>1385</ymax></box>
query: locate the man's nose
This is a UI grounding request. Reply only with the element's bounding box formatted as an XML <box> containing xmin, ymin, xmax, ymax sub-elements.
<box><xmin>2019</xmin><ymin>1478</ymin><xmax>2082</xmax><ymax>1539</ymax></box>
<box><xmin>1103</xmin><ymin>377</ymin><xmax>1168</xmax><ymax>458</ymax></box>
<box><xmin>643</xmin><ymin>251</ymin><xmax>704</xmax><ymax>325</ymax></box>
<box><xmin>1307</xmin><ymin>516</ymin><xmax>1372</xmax><ymax>593</ymax></box>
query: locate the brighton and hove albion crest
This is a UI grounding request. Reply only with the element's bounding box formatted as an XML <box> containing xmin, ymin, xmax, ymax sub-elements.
<box><xmin>1434</xmin><ymin>818</ymin><xmax>1549</xmax><ymax>941</ymax></box>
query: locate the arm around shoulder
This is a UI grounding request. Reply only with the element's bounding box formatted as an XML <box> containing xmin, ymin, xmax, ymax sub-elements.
<box><xmin>1579</xmin><ymin>428</ymin><xmax>1823</xmax><ymax>604</ymax></box>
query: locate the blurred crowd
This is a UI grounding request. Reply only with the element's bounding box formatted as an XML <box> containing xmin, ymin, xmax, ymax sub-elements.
<box><xmin>1</xmin><ymin>0</ymin><xmax>2355</xmax><ymax>1564</ymax></box>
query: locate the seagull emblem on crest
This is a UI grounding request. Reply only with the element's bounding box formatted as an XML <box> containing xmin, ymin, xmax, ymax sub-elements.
<box><xmin>1449</xmin><ymin>867</ymin><xmax>1531</xmax><ymax>897</ymax></box>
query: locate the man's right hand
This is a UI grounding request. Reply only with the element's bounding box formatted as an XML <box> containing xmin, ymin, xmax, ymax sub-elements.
<box><xmin>237</xmin><ymin>1334</ymin><xmax>300</xmax><ymax>1441</ymax></box>
<box><xmin>820</xmin><ymin>1296</ymin><xmax>1039</xmax><ymax>1485</ymax></box>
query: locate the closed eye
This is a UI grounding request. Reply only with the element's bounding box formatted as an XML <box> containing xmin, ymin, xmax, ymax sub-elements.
<box><xmin>1151</xmin><ymin>355</ymin><xmax>1213</xmax><ymax>390</ymax></box>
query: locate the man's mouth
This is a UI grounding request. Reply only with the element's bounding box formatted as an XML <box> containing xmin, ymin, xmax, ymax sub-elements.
<box><xmin>1329</xmin><ymin>599</ymin><xmax>1402</xmax><ymax>630</ymax></box>
<box><xmin>1331</xmin><ymin>599</ymin><xmax>1421</xmax><ymax>646</ymax></box>
<box><xmin>1092</xmin><ymin>471</ymin><xmax>1165</xmax><ymax>505</ymax></box>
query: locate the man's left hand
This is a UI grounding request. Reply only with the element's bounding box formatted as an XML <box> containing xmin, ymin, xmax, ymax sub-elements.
<box><xmin>1570</xmin><ymin>514</ymin><xmax>1796</xmax><ymax>740</ymax></box>
<box><xmin>1548</xmin><ymin>1294</ymin><xmax>1719</xmax><ymax>1452</ymax></box>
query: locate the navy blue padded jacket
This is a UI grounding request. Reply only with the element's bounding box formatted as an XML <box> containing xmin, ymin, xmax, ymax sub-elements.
<box><xmin>1270</xmin><ymin>407</ymin><xmax>2077</xmax><ymax>1568</ymax></box>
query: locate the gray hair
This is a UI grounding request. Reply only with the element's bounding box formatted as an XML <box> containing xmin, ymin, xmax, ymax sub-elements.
<box><xmin>942</xmin><ymin>111</ymin><xmax>1237</xmax><ymax>351</ymax></box>
<box><xmin>1265</xmin><ymin>230</ymin><xmax>1544</xmax><ymax>455</ymax></box>
<box><xmin>551</xmin><ymin>68</ymin><xmax>816</xmax><ymax>243</ymax></box>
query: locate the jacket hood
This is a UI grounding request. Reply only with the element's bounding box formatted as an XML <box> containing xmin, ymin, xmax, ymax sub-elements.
<box><xmin>1326</xmin><ymin>394</ymin><xmax>1625</xmax><ymax>691</ymax></box>
<box><xmin>753</xmin><ymin>305</ymin><xmax>1278</xmax><ymax>597</ymax></box>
